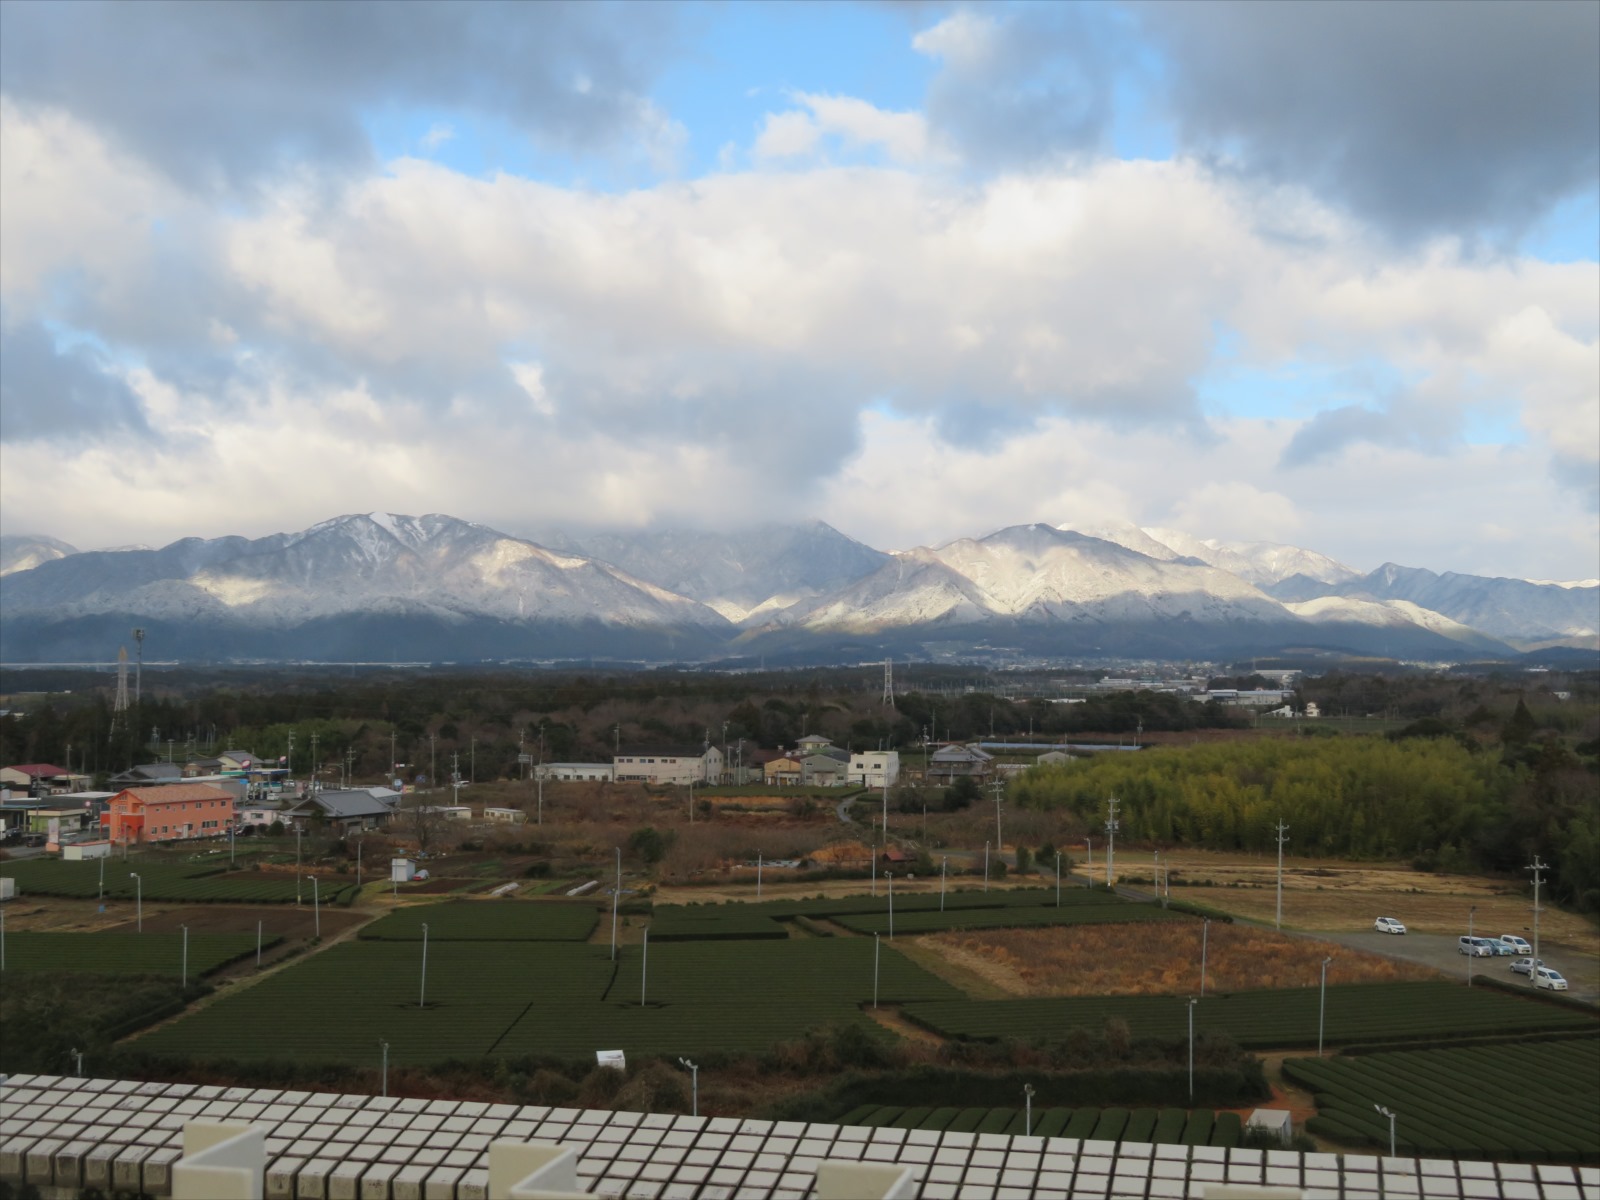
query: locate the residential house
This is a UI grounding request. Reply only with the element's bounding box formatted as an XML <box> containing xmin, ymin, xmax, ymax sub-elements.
<box><xmin>282</xmin><ymin>789</ymin><xmax>395</xmax><ymax>834</ymax></box>
<box><xmin>795</xmin><ymin>734</ymin><xmax>834</xmax><ymax>755</ymax></box>
<box><xmin>107</xmin><ymin>783</ymin><xmax>236</xmax><ymax>844</ymax></box>
<box><xmin>0</xmin><ymin>763</ymin><xmax>83</xmax><ymax>795</ymax></box>
<box><xmin>763</xmin><ymin>755</ymin><xmax>804</xmax><ymax>786</ymax></box>
<box><xmin>613</xmin><ymin>745</ymin><xmax>724</xmax><ymax>786</ymax></box>
<box><xmin>848</xmin><ymin>750</ymin><xmax>900</xmax><ymax>789</ymax></box>
<box><xmin>108</xmin><ymin>763</ymin><xmax>185</xmax><ymax>788</ymax></box>
<box><xmin>800</xmin><ymin>753</ymin><xmax>850</xmax><ymax>787</ymax></box>
<box><xmin>927</xmin><ymin>743</ymin><xmax>995</xmax><ymax>785</ymax></box>
<box><xmin>216</xmin><ymin>750</ymin><xmax>259</xmax><ymax>772</ymax></box>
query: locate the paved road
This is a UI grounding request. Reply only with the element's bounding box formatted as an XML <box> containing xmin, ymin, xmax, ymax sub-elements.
<box><xmin>1310</xmin><ymin>928</ymin><xmax>1598</xmax><ymax>1006</ymax></box>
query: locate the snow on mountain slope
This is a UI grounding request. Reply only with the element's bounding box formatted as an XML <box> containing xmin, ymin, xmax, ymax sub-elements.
<box><xmin>527</xmin><ymin>521</ymin><xmax>890</xmax><ymax>624</ymax></box>
<box><xmin>783</xmin><ymin>524</ymin><xmax>1291</xmax><ymax>633</ymax></box>
<box><xmin>1141</xmin><ymin>528</ymin><xmax>1357</xmax><ymax>585</ymax></box>
<box><xmin>1284</xmin><ymin>596</ymin><xmax>1493</xmax><ymax>646</ymax></box>
<box><xmin>1054</xmin><ymin>521</ymin><xmax>1182</xmax><ymax>561</ymax></box>
<box><xmin>0</xmin><ymin>535</ymin><xmax>79</xmax><ymax>576</ymax></box>
<box><xmin>2</xmin><ymin>514</ymin><xmax>732</xmax><ymax>633</ymax></box>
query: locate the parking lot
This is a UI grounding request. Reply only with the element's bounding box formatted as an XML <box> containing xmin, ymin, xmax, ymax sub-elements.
<box><xmin>1316</xmin><ymin>928</ymin><xmax>1598</xmax><ymax>1005</ymax></box>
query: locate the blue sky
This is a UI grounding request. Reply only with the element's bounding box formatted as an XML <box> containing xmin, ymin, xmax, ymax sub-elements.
<box><xmin>1</xmin><ymin>0</ymin><xmax>1596</xmax><ymax>580</ymax></box>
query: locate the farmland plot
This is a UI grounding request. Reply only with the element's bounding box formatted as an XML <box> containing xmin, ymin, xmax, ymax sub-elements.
<box><xmin>836</xmin><ymin>1103</ymin><xmax>1242</xmax><ymax>1147</ymax></box>
<box><xmin>3</xmin><ymin>932</ymin><xmax>281</xmax><ymax>977</ymax></box>
<box><xmin>0</xmin><ymin>858</ymin><xmax>355</xmax><ymax>904</ymax></box>
<box><xmin>1286</xmin><ymin>1036</ymin><xmax>1600</xmax><ymax>1161</ymax></box>
<box><xmin>903</xmin><ymin>981</ymin><xmax>1597</xmax><ymax>1048</ymax></box>
<box><xmin>131</xmin><ymin>937</ymin><xmax>963</xmax><ymax>1066</ymax></box>
<box><xmin>359</xmin><ymin>901</ymin><xmax>598</xmax><ymax>942</ymax></box>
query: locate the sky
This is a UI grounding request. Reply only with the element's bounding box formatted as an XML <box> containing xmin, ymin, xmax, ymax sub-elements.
<box><xmin>0</xmin><ymin>0</ymin><xmax>1597</xmax><ymax>581</ymax></box>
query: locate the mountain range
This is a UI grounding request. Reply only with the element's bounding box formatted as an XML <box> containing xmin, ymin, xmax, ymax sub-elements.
<box><xmin>0</xmin><ymin>515</ymin><xmax>1594</xmax><ymax>664</ymax></box>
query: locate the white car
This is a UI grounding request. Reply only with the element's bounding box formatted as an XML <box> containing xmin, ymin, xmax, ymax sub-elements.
<box><xmin>1374</xmin><ymin>917</ymin><xmax>1407</xmax><ymax>935</ymax></box>
<box><xmin>1533</xmin><ymin>967</ymin><xmax>1569</xmax><ymax>991</ymax></box>
<box><xmin>1500</xmin><ymin>935</ymin><xmax>1532</xmax><ymax>955</ymax></box>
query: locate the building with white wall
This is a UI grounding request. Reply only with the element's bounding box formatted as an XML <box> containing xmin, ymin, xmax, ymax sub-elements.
<box><xmin>849</xmin><ymin>750</ymin><xmax>900</xmax><ymax>788</ymax></box>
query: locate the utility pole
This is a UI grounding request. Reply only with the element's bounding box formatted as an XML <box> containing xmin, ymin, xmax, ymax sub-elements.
<box><xmin>470</xmin><ymin>737</ymin><xmax>476</xmax><ymax>784</ymax></box>
<box><xmin>310</xmin><ymin>733</ymin><xmax>319</xmax><ymax>793</ymax></box>
<box><xmin>451</xmin><ymin>752</ymin><xmax>461</xmax><ymax>807</ymax></box>
<box><xmin>1105</xmin><ymin>798</ymin><xmax>1120</xmax><ymax>887</ymax></box>
<box><xmin>1274</xmin><ymin>819</ymin><xmax>1290</xmax><ymax>930</ymax></box>
<box><xmin>1529</xmin><ymin>856</ymin><xmax>1547</xmax><ymax>972</ymax></box>
<box><xmin>390</xmin><ymin>730</ymin><xmax>397</xmax><ymax>779</ymax></box>
<box><xmin>429</xmin><ymin>734</ymin><xmax>436</xmax><ymax>792</ymax></box>
<box><xmin>991</xmin><ymin>778</ymin><xmax>1005</xmax><ymax>861</ymax></box>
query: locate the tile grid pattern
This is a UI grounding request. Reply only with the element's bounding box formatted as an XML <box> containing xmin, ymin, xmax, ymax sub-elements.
<box><xmin>1</xmin><ymin>1075</ymin><xmax>1596</xmax><ymax>1200</ymax></box>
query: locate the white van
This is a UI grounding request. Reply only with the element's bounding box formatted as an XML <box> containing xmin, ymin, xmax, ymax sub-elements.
<box><xmin>1458</xmin><ymin>935</ymin><xmax>1495</xmax><ymax>957</ymax></box>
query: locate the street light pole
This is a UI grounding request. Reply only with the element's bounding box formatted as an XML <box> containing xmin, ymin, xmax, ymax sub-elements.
<box><xmin>983</xmin><ymin>841</ymin><xmax>990</xmax><ymax>892</ymax></box>
<box><xmin>873</xmin><ymin>932</ymin><xmax>880</xmax><ymax>1009</ymax></box>
<box><xmin>1105</xmin><ymin>798</ymin><xmax>1119</xmax><ymax>887</ymax></box>
<box><xmin>1319</xmin><ymin>956</ymin><xmax>1332</xmax><ymax>1056</ymax></box>
<box><xmin>940</xmin><ymin>856</ymin><xmax>947</xmax><ymax>912</ymax></box>
<box><xmin>99</xmin><ymin>855</ymin><xmax>105</xmax><ymax>900</ymax></box>
<box><xmin>1274</xmin><ymin>819</ymin><xmax>1290</xmax><ymax>930</ymax></box>
<box><xmin>1055</xmin><ymin>852</ymin><xmax>1061</xmax><ymax>907</ymax></box>
<box><xmin>1375</xmin><ymin>1104</ymin><xmax>1397</xmax><ymax>1157</ymax></box>
<box><xmin>181</xmin><ymin>923</ymin><xmax>189</xmax><ymax>988</ymax></box>
<box><xmin>887</xmin><ymin>872</ymin><xmax>894</xmax><ymax>941</ymax></box>
<box><xmin>679</xmin><ymin>1058</ymin><xmax>699</xmax><ymax>1118</ymax></box>
<box><xmin>1024</xmin><ymin>1083</ymin><xmax>1035</xmax><ymax>1137</ymax></box>
<box><xmin>1201</xmin><ymin>919</ymin><xmax>1210</xmax><ymax>998</ymax></box>
<box><xmin>1468</xmin><ymin>905</ymin><xmax>1476</xmax><ymax>987</ymax></box>
<box><xmin>612</xmin><ymin>847</ymin><xmax>621</xmax><ymax>961</ymax></box>
<box><xmin>419</xmin><ymin>922</ymin><xmax>429</xmax><ymax>1007</ymax></box>
<box><xmin>131</xmin><ymin>873</ymin><xmax>142</xmax><ymax>932</ymax></box>
<box><xmin>380</xmin><ymin>1041</ymin><xmax>389</xmax><ymax>1098</ymax></box>
<box><xmin>296</xmin><ymin>828</ymin><xmax>303</xmax><ymax>906</ymax></box>
<box><xmin>1187</xmin><ymin>998</ymin><xmax>1198</xmax><ymax>1102</ymax></box>
<box><xmin>312</xmin><ymin>876</ymin><xmax>321</xmax><ymax>938</ymax></box>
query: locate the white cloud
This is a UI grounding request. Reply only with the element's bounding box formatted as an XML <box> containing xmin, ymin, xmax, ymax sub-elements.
<box><xmin>2</xmin><ymin>98</ymin><xmax>1594</xmax><ymax>579</ymax></box>
<box><xmin>752</xmin><ymin>93</ymin><xmax>936</xmax><ymax>165</ymax></box>
<box><xmin>419</xmin><ymin>121</ymin><xmax>455</xmax><ymax>152</ymax></box>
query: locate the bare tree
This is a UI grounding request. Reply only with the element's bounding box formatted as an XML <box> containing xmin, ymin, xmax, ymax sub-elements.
<box><xmin>405</xmin><ymin>802</ymin><xmax>443</xmax><ymax>856</ymax></box>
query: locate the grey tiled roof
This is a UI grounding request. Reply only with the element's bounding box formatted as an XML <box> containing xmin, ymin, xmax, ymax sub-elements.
<box><xmin>1</xmin><ymin>1074</ymin><xmax>1593</xmax><ymax>1200</ymax></box>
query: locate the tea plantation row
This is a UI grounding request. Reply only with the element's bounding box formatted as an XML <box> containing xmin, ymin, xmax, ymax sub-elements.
<box><xmin>903</xmin><ymin>982</ymin><xmax>1597</xmax><ymax>1049</ymax></box>
<box><xmin>3</xmin><ymin>931</ymin><xmax>282</xmax><ymax>977</ymax></box>
<box><xmin>130</xmin><ymin>938</ymin><xmax>964</xmax><ymax>1066</ymax></box>
<box><xmin>1286</xmin><ymin>1036</ymin><xmax>1600</xmax><ymax>1161</ymax></box>
<box><xmin>0</xmin><ymin>858</ymin><xmax>356</xmax><ymax>904</ymax></box>
<box><xmin>836</xmin><ymin>1103</ymin><xmax>1244</xmax><ymax>1146</ymax></box>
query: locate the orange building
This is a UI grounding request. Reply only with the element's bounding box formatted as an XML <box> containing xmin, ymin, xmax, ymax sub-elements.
<box><xmin>106</xmin><ymin>783</ymin><xmax>235</xmax><ymax>845</ymax></box>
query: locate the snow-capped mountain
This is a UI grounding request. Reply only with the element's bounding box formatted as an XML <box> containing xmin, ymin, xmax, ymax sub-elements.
<box><xmin>527</xmin><ymin>521</ymin><xmax>890</xmax><ymax>625</ymax></box>
<box><xmin>3</xmin><ymin>513</ymin><xmax>1589</xmax><ymax>663</ymax></box>
<box><xmin>1267</xmin><ymin>564</ymin><xmax>1600</xmax><ymax>647</ymax></box>
<box><xmin>0</xmin><ymin>514</ymin><xmax>733</xmax><ymax>662</ymax></box>
<box><xmin>743</xmin><ymin>524</ymin><xmax>1485</xmax><ymax>659</ymax></box>
<box><xmin>0</xmin><ymin>534</ymin><xmax>78</xmax><ymax>576</ymax></box>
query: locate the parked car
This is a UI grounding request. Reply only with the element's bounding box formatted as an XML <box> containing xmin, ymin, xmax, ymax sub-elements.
<box><xmin>1458</xmin><ymin>935</ymin><xmax>1495</xmax><ymax>957</ymax></box>
<box><xmin>1533</xmin><ymin>967</ymin><xmax>1569</xmax><ymax>991</ymax></box>
<box><xmin>1374</xmin><ymin>917</ymin><xmax>1407</xmax><ymax>935</ymax></box>
<box><xmin>1500</xmin><ymin>935</ymin><xmax>1532</xmax><ymax>955</ymax></box>
<box><xmin>1510</xmin><ymin>957</ymin><xmax>1544</xmax><ymax>976</ymax></box>
<box><xmin>1484</xmin><ymin>937</ymin><xmax>1517</xmax><ymax>956</ymax></box>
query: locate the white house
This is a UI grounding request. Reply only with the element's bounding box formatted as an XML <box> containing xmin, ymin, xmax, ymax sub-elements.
<box><xmin>849</xmin><ymin>750</ymin><xmax>900</xmax><ymax>789</ymax></box>
<box><xmin>613</xmin><ymin>745</ymin><xmax>724</xmax><ymax>786</ymax></box>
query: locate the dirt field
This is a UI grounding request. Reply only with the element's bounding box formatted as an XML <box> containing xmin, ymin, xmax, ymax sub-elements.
<box><xmin>913</xmin><ymin>922</ymin><xmax>1440</xmax><ymax>998</ymax></box>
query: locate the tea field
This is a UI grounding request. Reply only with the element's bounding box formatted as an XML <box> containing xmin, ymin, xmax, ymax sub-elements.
<box><xmin>358</xmin><ymin>900</ymin><xmax>598</xmax><ymax>941</ymax></box>
<box><xmin>1286</xmin><ymin>1035</ymin><xmax>1600</xmax><ymax>1161</ymax></box>
<box><xmin>0</xmin><ymin>857</ymin><xmax>356</xmax><ymax>904</ymax></box>
<box><xmin>130</xmin><ymin>937</ymin><xmax>963</xmax><ymax>1066</ymax></box>
<box><xmin>836</xmin><ymin>1103</ymin><xmax>1244</xmax><ymax>1146</ymax></box>
<box><xmin>903</xmin><ymin>981</ymin><xmax>1598</xmax><ymax>1049</ymax></box>
<box><xmin>2</xmin><ymin>931</ymin><xmax>281</xmax><ymax>977</ymax></box>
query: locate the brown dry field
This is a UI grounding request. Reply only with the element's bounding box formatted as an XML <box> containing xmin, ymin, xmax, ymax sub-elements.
<box><xmin>915</xmin><ymin>922</ymin><xmax>1439</xmax><ymax>998</ymax></box>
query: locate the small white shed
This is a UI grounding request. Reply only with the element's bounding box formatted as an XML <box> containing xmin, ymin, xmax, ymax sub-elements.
<box><xmin>1245</xmin><ymin>1108</ymin><xmax>1294</xmax><ymax>1145</ymax></box>
<box><xmin>390</xmin><ymin>858</ymin><xmax>416</xmax><ymax>883</ymax></box>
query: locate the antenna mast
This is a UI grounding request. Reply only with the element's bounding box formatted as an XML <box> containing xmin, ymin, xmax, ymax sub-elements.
<box><xmin>110</xmin><ymin>646</ymin><xmax>130</xmax><ymax>738</ymax></box>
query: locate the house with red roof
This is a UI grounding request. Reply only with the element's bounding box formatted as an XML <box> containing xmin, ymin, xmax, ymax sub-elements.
<box><xmin>106</xmin><ymin>783</ymin><xmax>236</xmax><ymax>845</ymax></box>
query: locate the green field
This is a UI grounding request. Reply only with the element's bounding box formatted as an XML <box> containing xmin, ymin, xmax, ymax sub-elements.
<box><xmin>359</xmin><ymin>901</ymin><xmax>599</xmax><ymax>942</ymax></box>
<box><xmin>1286</xmin><ymin>1036</ymin><xmax>1600</xmax><ymax>1161</ymax></box>
<box><xmin>0</xmin><ymin>858</ymin><xmax>357</xmax><ymax>904</ymax></box>
<box><xmin>2</xmin><ymin>932</ymin><xmax>281</xmax><ymax>977</ymax></box>
<box><xmin>649</xmin><ymin>886</ymin><xmax>1159</xmax><ymax>940</ymax></box>
<box><xmin>836</xmin><ymin>1103</ymin><xmax>1243</xmax><ymax>1146</ymax></box>
<box><xmin>904</xmin><ymin>982</ymin><xmax>1598</xmax><ymax>1049</ymax></box>
<box><xmin>131</xmin><ymin>937</ymin><xmax>964</xmax><ymax>1066</ymax></box>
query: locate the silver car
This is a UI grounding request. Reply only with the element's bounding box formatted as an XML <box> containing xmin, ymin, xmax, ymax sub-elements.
<box><xmin>1510</xmin><ymin>957</ymin><xmax>1543</xmax><ymax>976</ymax></box>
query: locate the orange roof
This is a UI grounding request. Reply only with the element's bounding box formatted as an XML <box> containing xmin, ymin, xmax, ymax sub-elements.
<box><xmin>117</xmin><ymin>783</ymin><xmax>234</xmax><ymax>804</ymax></box>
